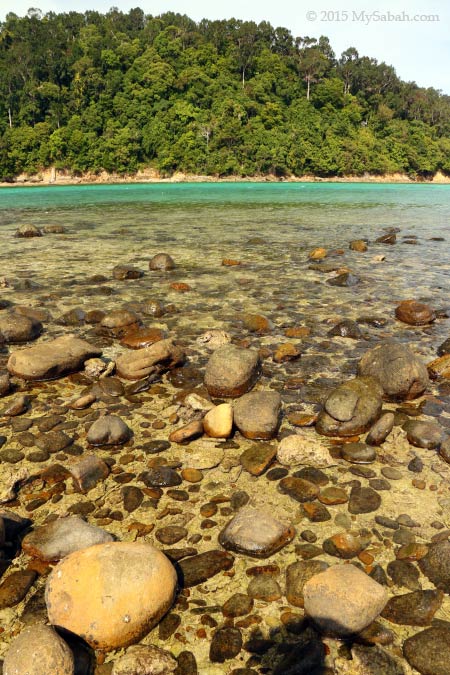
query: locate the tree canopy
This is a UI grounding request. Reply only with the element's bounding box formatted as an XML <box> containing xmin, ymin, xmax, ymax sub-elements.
<box><xmin>0</xmin><ymin>8</ymin><xmax>449</xmax><ymax>179</ymax></box>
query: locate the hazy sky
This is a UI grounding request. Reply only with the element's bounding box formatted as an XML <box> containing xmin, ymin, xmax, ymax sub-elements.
<box><xmin>1</xmin><ymin>0</ymin><xmax>449</xmax><ymax>94</ymax></box>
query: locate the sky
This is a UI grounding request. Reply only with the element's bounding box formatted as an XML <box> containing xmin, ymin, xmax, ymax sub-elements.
<box><xmin>1</xmin><ymin>0</ymin><xmax>449</xmax><ymax>94</ymax></box>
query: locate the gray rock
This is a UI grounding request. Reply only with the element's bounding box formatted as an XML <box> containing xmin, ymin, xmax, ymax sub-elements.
<box><xmin>404</xmin><ymin>420</ymin><xmax>444</xmax><ymax>449</ymax></box>
<box><xmin>69</xmin><ymin>454</ymin><xmax>110</xmax><ymax>493</ymax></box>
<box><xmin>7</xmin><ymin>336</ymin><xmax>102</xmax><ymax>381</ymax></box>
<box><xmin>328</xmin><ymin>320</ymin><xmax>363</xmax><ymax>339</ymax></box>
<box><xmin>358</xmin><ymin>342</ymin><xmax>429</xmax><ymax>401</ymax></box>
<box><xmin>233</xmin><ymin>391</ymin><xmax>281</xmax><ymax>440</ymax></box>
<box><xmin>418</xmin><ymin>541</ymin><xmax>450</xmax><ymax>593</ymax></box>
<box><xmin>366</xmin><ymin>412</ymin><xmax>395</xmax><ymax>446</ymax></box>
<box><xmin>111</xmin><ymin>645</ymin><xmax>177</xmax><ymax>675</ymax></box>
<box><xmin>87</xmin><ymin>414</ymin><xmax>132</xmax><ymax>446</ymax></box>
<box><xmin>403</xmin><ymin>625</ymin><xmax>450</xmax><ymax>675</ymax></box>
<box><xmin>219</xmin><ymin>506</ymin><xmax>295</xmax><ymax>558</ymax></box>
<box><xmin>204</xmin><ymin>345</ymin><xmax>260</xmax><ymax>398</ymax></box>
<box><xmin>0</xmin><ymin>311</ymin><xmax>43</xmax><ymax>343</ymax></box>
<box><xmin>149</xmin><ymin>253</ymin><xmax>175</xmax><ymax>271</ymax></box>
<box><xmin>316</xmin><ymin>377</ymin><xmax>383</xmax><ymax>437</ymax></box>
<box><xmin>116</xmin><ymin>339</ymin><xmax>184</xmax><ymax>380</ymax></box>
<box><xmin>22</xmin><ymin>515</ymin><xmax>113</xmax><ymax>561</ymax></box>
<box><xmin>3</xmin><ymin>624</ymin><xmax>74</xmax><ymax>675</ymax></box>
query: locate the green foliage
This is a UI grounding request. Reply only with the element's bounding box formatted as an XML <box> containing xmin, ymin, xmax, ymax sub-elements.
<box><xmin>0</xmin><ymin>8</ymin><xmax>448</xmax><ymax>180</ymax></box>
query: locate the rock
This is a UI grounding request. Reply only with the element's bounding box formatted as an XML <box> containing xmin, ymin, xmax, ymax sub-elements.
<box><xmin>122</xmin><ymin>486</ymin><xmax>144</xmax><ymax>513</ymax></box>
<box><xmin>440</xmin><ymin>437</ymin><xmax>450</xmax><ymax>464</ymax></box>
<box><xmin>222</xmin><ymin>593</ymin><xmax>254</xmax><ymax>618</ymax></box>
<box><xmin>0</xmin><ymin>311</ymin><xmax>43</xmax><ymax>343</ymax></box>
<box><xmin>203</xmin><ymin>403</ymin><xmax>233</xmax><ymax>438</ymax></box>
<box><xmin>328</xmin><ymin>320</ymin><xmax>363</xmax><ymax>339</ymax></box>
<box><xmin>302</xmin><ymin>502</ymin><xmax>331</xmax><ymax>523</ymax></box>
<box><xmin>15</xmin><ymin>223</ymin><xmax>42</xmax><ymax>237</ymax></box>
<box><xmin>178</xmin><ymin>550</ymin><xmax>234</xmax><ymax>587</ymax></box>
<box><xmin>437</xmin><ymin>337</ymin><xmax>450</xmax><ymax>357</ymax></box>
<box><xmin>69</xmin><ymin>454</ymin><xmax>110</xmax><ymax>492</ymax></box>
<box><xmin>387</xmin><ymin>560</ymin><xmax>421</xmax><ymax>591</ymax></box>
<box><xmin>381</xmin><ymin>590</ymin><xmax>443</xmax><ymax>626</ymax></box>
<box><xmin>286</xmin><ymin>560</ymin><xmax>329</xmax><ymax>607</ymax></box>
<box><xmin>340</xmin><ymin>644</ymin><xmax>406</xmax><ymax>675</ymax></box>
<box><xmin>273</xmin><ymin>342</ymin><xmax>301</xmax><ymax>363</ymax></box>
<box><xmin>403</xmin><ymin>625</ymin><xmax>450</xmax><ymax>675</ymax></box>
<box><xmin>322</xmin><ymin>532</ymin><xmax>364</xmax><ymax>558</ymax></box>
<box><xmin>276</xmin><ymin>433</ymin><xmax>335</xmax><ymax>468</ymax></box>
<box><xmin>149</xmin><ymin>253</ymin><xmax>175</xmax><ymax>271</ymax></box>
<box><xmin>239</xmin><ymin>443</ymin><xmax>277</xmax><ymax>475</ymax></box>
<box><xmin>169</xmin><ymin>420</ymin><xmax>204</xmax><ymax>444</ymax></box>
<box><xmin>428</xmin><ymin>354</ymin><xmax>450</xmax><ymax>379</ymax></box>
<box><xmin>111</xmin><ymin>645</ymin><xmax>177</xmax><ymax>675</ymax></box>
<box><xmin>348</xmin><ymin>486</ymin><xmax>381</xmax><ymax>514</ymax></box>
<box><xmin>327</xmin><ymin>272</ymin><xmax>360</xmax><ymax>287</ymax></box>
<box><xmin>2</xmin><ymin>394</ymin><xmax>29</xmax><ymax>416</ymax></box>
<box><xmin>101</xmin><ymin>309</ymin><xmax>141</xmax><ymax>336</ymax></box>
<box><xmin>3</xmin><ymin>624</ymin><xmax>74</xmax><ymax>675</ymax></box>
<box><xmin>140</xmin><ymin>467</ymin><xmax>181</xmax><ymax>488</ymax></box>
<box><xmin>204</xmin><ymin>345</ymin><xmax>260</xmax><ymax>398</ymax></box>
<box><xmin>404</xmin><ymin>420</ymin><xmax>444</xmax><ymax>449</ymax></box>
<box><xmin>278</xmin><ymin>476</ymin><xmax>320</xmax><ymax>502</ymax></box>
<box><xmin>350</xmin><ymin>240</ymin><xmax>368</xmax><ymax>252</ymax></box>
<box><xmin>87</xmin><ymin>415</ymin><xmax>132</xmax><ymax>446</ymax></box>
<box><xmin>0</xmin><ymin>372</ymin><xmax>11</xmax><ymax>396</ymax></box>
<box><xmin>7</xmin><ymin>336</ymin><xmax>102</xmax><ymax>381</ymax></box>
<box><xmin>366</xmin><ymin>413</ymin><xmax>395</xmax><ymax>446</ymax></box>
<box><xmin>233</xmin><ymin>391</ymin><xmax>281</xmax><ymax>440</ymax></box>
<box><xmin>341</xmin><ymin>442</ymin><xmax>376</xmax><ymax>463</ymax></box>
<box><xmin>210</xmin><ymin>627</ymin><xmax>242</xmax><ymax>663</ymax></box>
<box><xmin>247</xmin><ymin>575</ymin><xmax>281</xmax><ymax>601</ymax></box>
<box><xmin>358</xmin><ymin>342</ymin><xmax>429</xmax><ymax>400</ymax></box>
<box><xmin>45</xmin><ymin>542</ymin><xmax>177</xmax><ymax>650</ymax></box>
<box><xmin>120</xmin><ymin>327</ymin><xmax>165</xmax><ymax>349</ymax></box>
<box><xmin>376</xmin><ymin>233</ymin><xmax>396</xmax><ymax>244</ymax></box>
<box><xmin>116</xmin><ymin>339</ymin><xmax>184</xmax><ymax>380</ymax></box>
<box><xmin>240</xmin><ymin>313</ymin><xmax>272</xmax><ymax>334</ymax></box>
<box><xmin>196</xmin><ymin>330</ymin><xmax>232</xmax><ymax>350</ymax></box>
<box><xmin>395</xmin><ymin>300</ymin><xmax>436</xmax><ymax>325</ymax></box>
<box><xmin>112</xmin><ymin>265</ymin><xmax>144</xmax><ymax>280</ymax></box>
<box><xmin>319</xmin><ymin>487</ymin><xmax>348</xmax><ymax>505</ymax></box>
<box><xmin>0</xmin><ymin>569</ymin><xmax>37</xmax><ymax>609</ymax></box>
<box><xmin>22</xmin><ymin>515</ymin><xmax>113</xmax><ymax>561</ymax></box>
<box><xmin>219</xmin><ymin>506</ymin><xmax>295</xmax><ymax>558</ymax></box>
<box><xmin>43</xmin><ymin>224</ymin><xmax>65</xmax><ymax>234</ymax></box>
<box><xmin>418</xmin><ymin>541</ymin><xmax>450</xmax><ymax>593</ymax></box>
<box><xmin>316</xmin><ymin>377</ymin><xmax>382</xmax><ymax>437</ymax></box>
<box><xmin>303</xmin><ymin>565</ymin><xmax>388</xmax><ymax>636</ymax></box>
<box><xmin>309</xmin><ymin>247</ymin><xmax>327</xmax><ymax>260</ymax></box>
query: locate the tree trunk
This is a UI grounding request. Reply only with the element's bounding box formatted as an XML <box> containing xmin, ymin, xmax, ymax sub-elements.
<box><xmin>8</xmin><ymin>107</ymin><xmax>12</xmax><ymax>128</ymax></box>
<box><xmin>306</xmin><ymin>77</ymin><xmax>311</xmax><ymax>101</ymax></box>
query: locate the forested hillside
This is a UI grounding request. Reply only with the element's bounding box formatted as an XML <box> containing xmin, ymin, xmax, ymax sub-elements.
<box><xmin>1</xmin><ymin>8</ymin><xmax>449</xmax><ymax>180</ymax></box>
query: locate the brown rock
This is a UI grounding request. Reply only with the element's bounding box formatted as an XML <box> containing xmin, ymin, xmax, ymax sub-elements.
<box><xmin>69</xmin><ymin>454</ymin><xmax>110</xmax><ymax>493</ymax></box>
<box><xmin>100</xmin><ymin>309</ymin><xmax>141</xmax><ymax>336</ymax></box>
<box><xmin>278</xmin><ymin>476</ymin><xmax>320</xmax><ymax>503</ymax></box>
<box><xmin>0</xmin><ymin>569</ymin><xmax>37</xmax><ymax>609</ymax></box>
<box><xmin>286</xmin><ymin>560</ymin><xmax>329</xmax><ymax>607</ymax></box>
<box><xmin>219</xmin><ymin>506</ymin><xmax>295</xmax><ymax>558</ymax></box>
<box><xmin>169</xmin><ymin>419</ymin><xmax>204</xmax><ymax>444</ymax></box>
<box><xmin>323</xmin><ymin>532</ymin><xmax>364</xmax><ymax>558</ymax></box>
<box><xmin>273</xmin><ymin>343</ymin><xmax>301</xmax><ymax>363</ymax></box>
<box><xmin>204</xmin><ymin>345</ymin><xmax>260</xmax><ymax>398</ymax></box>
<box><xmin>178</xmin><ymin>550</ymin><xmax>234</xmax><ymax>587</ymax></box>
<box><xmin>240</xmin><ymin>313</ymin><xmax>272</xmax><ymax>334</ymax></box>
<box><xmin>120</xmin><ymin>327</ymin><xmax>165</xmax><ymax>349</ymax></box>
<box><xmin>309</xmin><ymin>247</ymin><xmax>327</xmax><ymax>260</ymax></box>
<box><xmin>116</xmin><ymin>339</ymin><xmax>185</xmax><ymax>380</ymax></box>
<box><xmin>350</xmin><ymin>240</ymin><xmax>368</xmax><ymax>252</ymax></box>
<box><xmin>45</xmin><ymin>542</ymin><xmax>177</xmax><ymax>650</ymax></box>
<box><xmin>112</xmin><ymin>265</ymin><xmax>143</xmax><ymax>280</ymax></box>
<box><xmin>0</xmin><ymin>311</ymin><xmax>43</xmax><ymax>343</ymax></box>
<box><xmin>22</xmin><ymin>516</ymin><xmax>113</xmax><ymax>561</ymax></box>
<box><xmin>233</xmin><ymin>391</ymin><xmax>281</xmax><ymax>440</ymax></box>
<box><xmin>427</xmin><ymin>354</ymin><xmax>450</xmax><ymax>379</ymax></box>
<box><xmin>284</xmin><ymin>326</ymin><xmax>311</xmax><ymax>338</ymax></box>
<box><xmin>395</xmin><ymin>300</ymin><xmax>436</xmax><ymax>326</ymax></box>
<box><xmin>15</xmin><ymin>223</ymin><xmax>42</xmax><ymax>237</ymax></box>
<box><xmin>240</xmin><ymin>443</ymin><xmax>277</xmax><ymax>476</ymax></box>
<box><xmin>222</xmin><ymin>258</ymin><xmax>241</xmax><ymax>266</ymax></box>
<box><xmin>111</xmin><ymin>645</ymin><xmax>177</xmax><ymax>675</ymax></box>
<box><xmin>316</xmin><ymin>377</ymin><xmax>383</xmax><ymax>437</ymax></box>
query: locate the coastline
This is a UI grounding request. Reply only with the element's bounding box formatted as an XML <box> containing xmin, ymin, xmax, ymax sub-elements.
<box><xmin>1</xmin><ymin>167</ymin><xmax>450</xmax><ymax>188</ymax></box>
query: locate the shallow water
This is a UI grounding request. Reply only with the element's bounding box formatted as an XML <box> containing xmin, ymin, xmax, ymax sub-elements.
<box><xmin>1</xmin><ymin>183</ymin><xmax>450</xmax><ymax>673</ymax></box>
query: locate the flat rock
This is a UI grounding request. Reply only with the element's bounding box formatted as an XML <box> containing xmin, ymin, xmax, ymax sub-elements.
<box><xmin>111</xmin><ymin>645</ymin><xmax>177</xmax><ymax>675</ymax></box>
<box><xmin>418</xmin><ymin>541</ymin><xmax>450</xmax><ymax>593</ymax></box>
<box><xmin>341</xmin><ymin>442</ymin><xmax>376</xmax><ymax>463</ymax></box>
<box><xmin>322</xmin><ymin>532</ymin><xmax>364</xmax><ymax>558</ymax></box>
<box><xmin>209</xmin><ymin>627</ymin><xmax>242</xmax><ymax>663</ymax></box>
<box><xmin>276</xmin><ymin>432</ymin><xmax>336</xmax><ymax>468</ymax></box>
<box><xmin>348</xmin><ymin>486</ymin><xmax>381</xmax><ymax>514</ymax></box>
<box><xmin>278</xmin><ymin>476</ymin><xmax>320</xmax><ymax>502</ymax></box>
<box><xmin>381</xmin><ymin>590</ymin><xmax>443</xmax><ymax>626</ymax></box>
<box><xmin>204</xmin><ymin>345</ymin><xmax>260</xmax><ymax>398</ymax></box>
<box><xmin>316</xmin><ymin>377</ymin><xmax>383</xmax><ymax>437</ymax></box>
<box><xmin>3</xmin><ymin>624</ymin><xmax>74</xmax><ymax>675</ymax></box>
<box><xmin>116</xmin><ymin>339</ymin><xmax>184</xmax><ymax>380</ymax></box>
<box><xmin>0</xmin><ymin>569</ymin><xmax>37</xmax><ymax>609</ymax></box>
<box><xmin>120</xmin><ymin>327</ymin><xmax>165</xmax><ymax>349</ymax></box>
<box><xmin>178</xmin><ymin>550</ymin><xmax>234</xmax><ymax>587</ymax></box>
<box><xmin>233</xmin><ymin>391</ymin><xmax>281</xmax><ymax>440</ymax></box>
<box><xmin>328</xmin><ymin>320</ymin><xmax>363</xmax><ymax>339</ymax></box>
<box><xmin>7</xmin><ymin>336</ymin><xmax>102</xmax><ymax>381</ymax></box>
<box><xmin>239</xmin><ymin>443</ymin><xmax>277</xmax><ymax>475</ymax></box>
<box><xmin>403</xmin><ymin>625</ymin><xmax>450</xmax><ymax>675</ymax></box>
<box><xmin>404</xmin><ymin>420</ymin><xmax>444</xmax><ymax>449</ymax></box>
<box><xmin>395</xmin><ymin>300</ymin><xmax>436</xmax><ymax>325</ymax></box>
<box><xmin>358</xmin><ymin>341</ymin><xmax>429</xmax><ymax>401</ymax></box>
<box><xmin>387</xmin><ymin>560</ymin><xmax>421</xmax><ymax>590</ymax></box>
<box><xmin>45</xmin><ymin>542</ymin><xmax>177</xmax><ymax>650</ymax></box>
<box><xmin>303</xmin><ymin>564</ymin><xmax>388</xmax><ymax>636</ymax></box>
<box><xmin>219</xmin><ymin>506</ymin><xmax>295</xmax><ymax>558</ymax></box>
<box><xmin>0</xmin><ymin>311</ymin><xmax>43</xmax><ymax>343</ymax></box>
<box><xmin>69</xmin><ymin>454</ymin><xmax>110</xmax><ymax>492</ymax></box>
<box><xmin>22</xmin><ymin>515</ymin><xmax>113</xmax><ymax>561</ymax></box>
<box><xmin>87</xmin><ymin>415</ymin><xmax>132</xmax><ymax>445</ymax></box>
<box><xmin>100</xmin><ymin>309</ymin><xmax>141</xmax><ymax>335</ymax></box>
<box><xmin>0</xmin><ymin>372</ymin><xmax>11</xmax><ymax>396</ymax></box>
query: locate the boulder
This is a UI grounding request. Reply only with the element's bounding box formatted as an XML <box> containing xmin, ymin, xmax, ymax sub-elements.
<box><xmin>46</xmin><ymin>542</ymin><xmax>177</xmax><ymax>650</ymax></box>
<box><xmin>22</xmin><ymin>516</ymin><xmax>113</xmax><ymax>561</ymax></box>
<box><xmin>116</xmin><ymin>339</ymin><xmax>185</xmax><ymax>380</ymax></box>
<box><xmin>303</xmin><ymin>565</ymin><xmax>388</xmax><ymax>636</ymax></box>
<box><xmin>204</xmin><ymin>345</ymin><xmax>260</xmax><ymax>398</ymax></box>
<box><xmin>358</xmin><ymin>342</ymin><xmax>429</xmax><ymax>400</ymax></box>
<box><xmin>316</xmin><ymin>377</ymin><xmax>383</xmax><ymax>437</ymax></box>
<box><xmin>233</xmin><ymin>391</ymin><xmax>281</xmax><ymax>440</ymax></box>
<box><xmin>3</xmin><ymin>624</ymin><xmax>74</xmax><ymax>675</ymax></box>
<box><xmin>7</xmin><ymin>336</ymin><xmax>102</xmax><ymax>381</ymax></box>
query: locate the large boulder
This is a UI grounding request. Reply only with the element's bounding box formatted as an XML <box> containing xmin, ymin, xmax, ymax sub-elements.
<box><xmin>116</xmin><ymin>339</ymin><xmax>185</xmax><ymax>380</ymax></box>
<box><xmin>316</xmin><ymin>377</ymin><xmax>383</xmax><ymax>437</ymax></box>
<box><xmin>303</xmin><ymin>564</ymin><xmax>388</xmax><ymax>637</ymax></box>
<box><xmin>358</xmin><ymin>342</ymin><xmax>429</xmax><ymax>400</ymax></box>
<box><xmin>7</xmin><ymin>336</ymin><xmax>102</xmax><ymax>381</ymax></box>
<box><xmin>3</xmin><ymin>624</ymin><xmax>74</xmax><ymax>675</ymax></box>
<box><xmin>204</xmin><ymin>345</ymin><xmax>260</xmax><ymax>398</ymax></box>
<box><xmin>233</xmin><ymin>391</ymin><xmax>281</xmax><ymax>440</ymax></box>
<box><xmin>46</xmin><ymin>542</ymin><xmax>177</xmax><ymax>650</ymax></box>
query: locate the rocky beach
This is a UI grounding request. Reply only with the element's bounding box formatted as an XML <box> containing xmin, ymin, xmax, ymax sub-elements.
<box><xmin>0</xmin><ymin>182</ymin><xmax>449</xmax><ymax>675</ymax></box>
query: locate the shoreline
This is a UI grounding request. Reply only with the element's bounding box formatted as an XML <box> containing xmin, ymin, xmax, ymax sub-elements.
<box><xmin>2</xmin><ymin>168</ymin><xmax>450</xmax><ymax>188</ymax></box>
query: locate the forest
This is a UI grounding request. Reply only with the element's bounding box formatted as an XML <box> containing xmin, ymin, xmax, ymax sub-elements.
<box><xmin>0</xmin><ymin>7</ymin><xmax>449</xmax><ymax>180</ymax></box>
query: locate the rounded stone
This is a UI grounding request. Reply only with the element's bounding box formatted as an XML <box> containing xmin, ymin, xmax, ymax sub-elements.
<box><xmin>45</xmin><ymin>542</ymin><xmax>177</xmax><ymax>650</ymax></box>
<box><xmin>404</xmin><ymin>420</ymin><xmax>444</xmax><ymax>450</ymax></box>
<box><xmin>3</xmin><ymin>624</ymin><xmax>74</xmax><ymax>675</ymax></box>
<box><xmin>233</xmin><ymin>391</ymin><xmax>281</xmax><ymax>440</ymax></box>
<box><xmin>403</xmin><ymin>625</ymin><xmax>450</xmax><ymax>675</ymax></box>
<box><xmin>395</xmin><ymin>300</ymin><xmax>436</xmax><ymax>325</ymax></box>
<box><xmin>0</xmin><ymin>312</ymin><xmax>43</xmax><ymax>343</ymax></box>
<box><xmin>149</xmin><ymin>253</ymin><xmax>175</xmax><ymax>271</ymax></box>
<box><xmin>204</xmin><ymin>345</ymin><xmax>260</xmax><ymax>398</ymax></box>
<box><xmin>87</xmin><ymin>415</ymin><xmax>132</xmax><ymax>446</ymax></box>
<box><xmin>203</xmin><ymin>403</ymin><xmax>233</xmax><ymax>438</ymax></box>
<box><xmin>366</xmin><ymin>413</ymin><xmax>395</xmax><ymax>446</ymax></box>
<box><xmin>341</xmin><ymin>442</ymin><xmax>376</xmax><ymax>464</ymax></box>
<box><xmin>358</xmin><ymin>342</ymin><xmax>429</xmax><ymax>401</ymax></box>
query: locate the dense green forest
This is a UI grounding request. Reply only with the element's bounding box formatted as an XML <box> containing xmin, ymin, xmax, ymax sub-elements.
<box><xmin>1</xmin><ymin>7</ymin><xmax>449</xmax><ymax>180</ymax></box>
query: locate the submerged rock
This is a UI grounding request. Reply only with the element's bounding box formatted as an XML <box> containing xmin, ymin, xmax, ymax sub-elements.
<box><xmin>116</xmin><ymin>339</ymin><xmax>185</xmax><ymax>380</ymax></box>
<box><xmin>316</xmin><ymin>376</ymin><xmax>383</xmax><ymax>437</ymax></box>
<box><xmin>111</xmin><ymin>645</ymin><xmax>177</xmax><ymax>675</ymax></box>
<box><xmin>3</xmin><ymin>625</ymin><xmax>74</xmax><ymax>675</ymax></box>
<box><xmin>219</xmin><ymin>506</ymin><xmax>295</xmax><ymax>558</ymax></box>
<box><xmin>0</xmin><ymin>311</ymin><xmax>43</xmax><ymax>343</ymax></box>
<box><xmin>204</xmin><ymin>344</ymin><xmax>260</xmax><ymax>397</ymax></box>
<box><xmin>15</xmin><ymin>223</ymin><xmax>42</xmax><ymax>237</ymax></box>
<box><xmin>277</xmin><ymin>433</ymin><xmax>336</xmax><ymax>468</ymax></box>
<box><xmin>395</xmin><ymin>300</ymin><xmax>436</xmax><ymax>325</ymax></box>
<box><xmin>149</xmin><ymin>253</ymin><xmax>175</xmax><ymax>271</ymax></box>
<box><xmin>7</xmin><ymin>336</ymin><xmax>102</xmax><ymax>380</ymax></box>
<box><xmin>403</xmin><ymin>625</ymin><xmax>450</xmax><ymax>675</ymax></box>
<box><xmin>358</xmin><ymin>342</ymin><xmax>429</xmax><ymax>400</ymax></box>
<box><xmin>22</xmin><ymin>515</ymin><xmax>113</xmax><ymax>561</ymax></box>
<box><xmin>233</xmin><ymin>391</ymin><xmax>281</xmax><ymax>440</ymax></box>
<box><xmin>87</xmin><ymin>414</ymin><xmax>132</xmax><ymax>446</ymax></box>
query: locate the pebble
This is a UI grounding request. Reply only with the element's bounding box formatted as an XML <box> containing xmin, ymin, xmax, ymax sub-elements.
<box><xmin>203</xmin><ymin>403</ymin><xmax>233</xmax><ymax>438</ymax></box>
<box><xmin>116</xmin><ymin>338</ymin><xmax>184</xmax><ymax>380</ymax></box>
<box><xmin>395</xmin><ymin>299</ymin><xmax>436</xmax><ymax>325</ymax></box>
<box><xmin>403</xmin><ymin>624</ymin><xmax>450</xmax><ymax>675</ymax></box>
<box><xmin>233</xmin><ymin>391</ymin><xmax>281</xmax><ymax>440</ymax></box>
<box><xmin>366</xmin><ymin>412</ymin><xmax>395</xmax><ymax>446</ymax></box>
<box><xmin>155</xmin><ymin>526</ymin><xmax>188</xmax><ymax>545</ymax></box>
<box><xmin>149</xmin><ymin>253</ymin><xmax>175</xmax><ymax>270</ymax></box>
<box><xmin>111</xmin><ymin>645</ymin><xmax>177</xmax><ymax>675</ymax></box>
<box><xmin>22</xmin><ymin>515</ymin><xmax>113</xmax><ymax>561</ymax></box>
<box><xmin>302</xmin><ymin>502</ymin><xmax>331</xmax><ymax>522</ymax></box>
<box><xmin>381</xmin><ymin>589</ymin><xmax>443</xmax><ymax>626</ymax></box>
<box><xmin>204</xmin><ymin>345</ymin><xmax>260</xmax><ymax>397</ymax></box>
<box><xmin>303</xmin><ymin>564</ymin><xmax>388</xmax><ymax>636</ymax></box>
<box><xmin>140</xmin><ymin>466</ymin><xmax>182</xmax><ymax>487</ymax></box>
<box><xmin>15</xmin><ymin>223</ymin><xmax>42</xmax><ymax>237</ymax></box>
<box><xmin>322</xmin><ymin>532</ymin><xmax>364</xmax><ymax>558</ymax></box>
<box><xmin>341</xmin><ymin>442</ymin><xmax>376</xmax><ymax>463</ymax></box>
<box><xmin>0</xmin><ymin>569</ymin><xmax>37</xmax><ymax>609</ymax></box>
<box><xmin>247</xmin><ymin>575</ymin><xmax>282</xmax><ymax>601</ymax></box>
<box><xmin>278</xmin><ymin>476</ymin><xmax>320</xmax><ymax>502</ymax></box>
<box><xmin>45</xmin><ymin>542</ymin><xmax>177</xmax><ymax>650</ymax></box>
<box><xmin>169</xmin><ymin>419</ymin><xmax>204</xmax><ymax>444</ymax></box>
<box><xmin>239</xmin><ymin>443</ymin><xmax>277</xmax><ymax>475</ymax></box>
<box><xmin>178</xmin><ymin>550</ymin><xmax>234</xmax><ymax>587</ymax></box>
<box><xmin>122</xmin><ymin>486</ymin><xmax>144</xmax><ymax>512</ymax></box>
<box><xmin>222</xmin><ymin>593</ymin><xmax>254</xmax><ymax>618</ymax></box>
<box><xmin>319</xmin><ymin>487</ymin><xmax>348</xmax><ymax>505</ymax></box>
<box><xmin>3</xmin><ymin>624</ymin><xmax>74</xmax><ymax>675</ymax></box>
<box><xmin>418</xmin><ymin>540</ymin><xmax>450</xmax><ymax>593</ymax></box>
<box><xmin>210</xmin><ymin>627</ymin><xmax>242</xmax><ymax>663</ymax></box>
<box><xmin>219</xmin><ymin>506</ymin><xmax>295</xmax><ymax>558</ymax></box>
<box><xmin>348</xmin><ymin>486</ymin><xmax>382</xmax><ymax>514</ymax></box>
